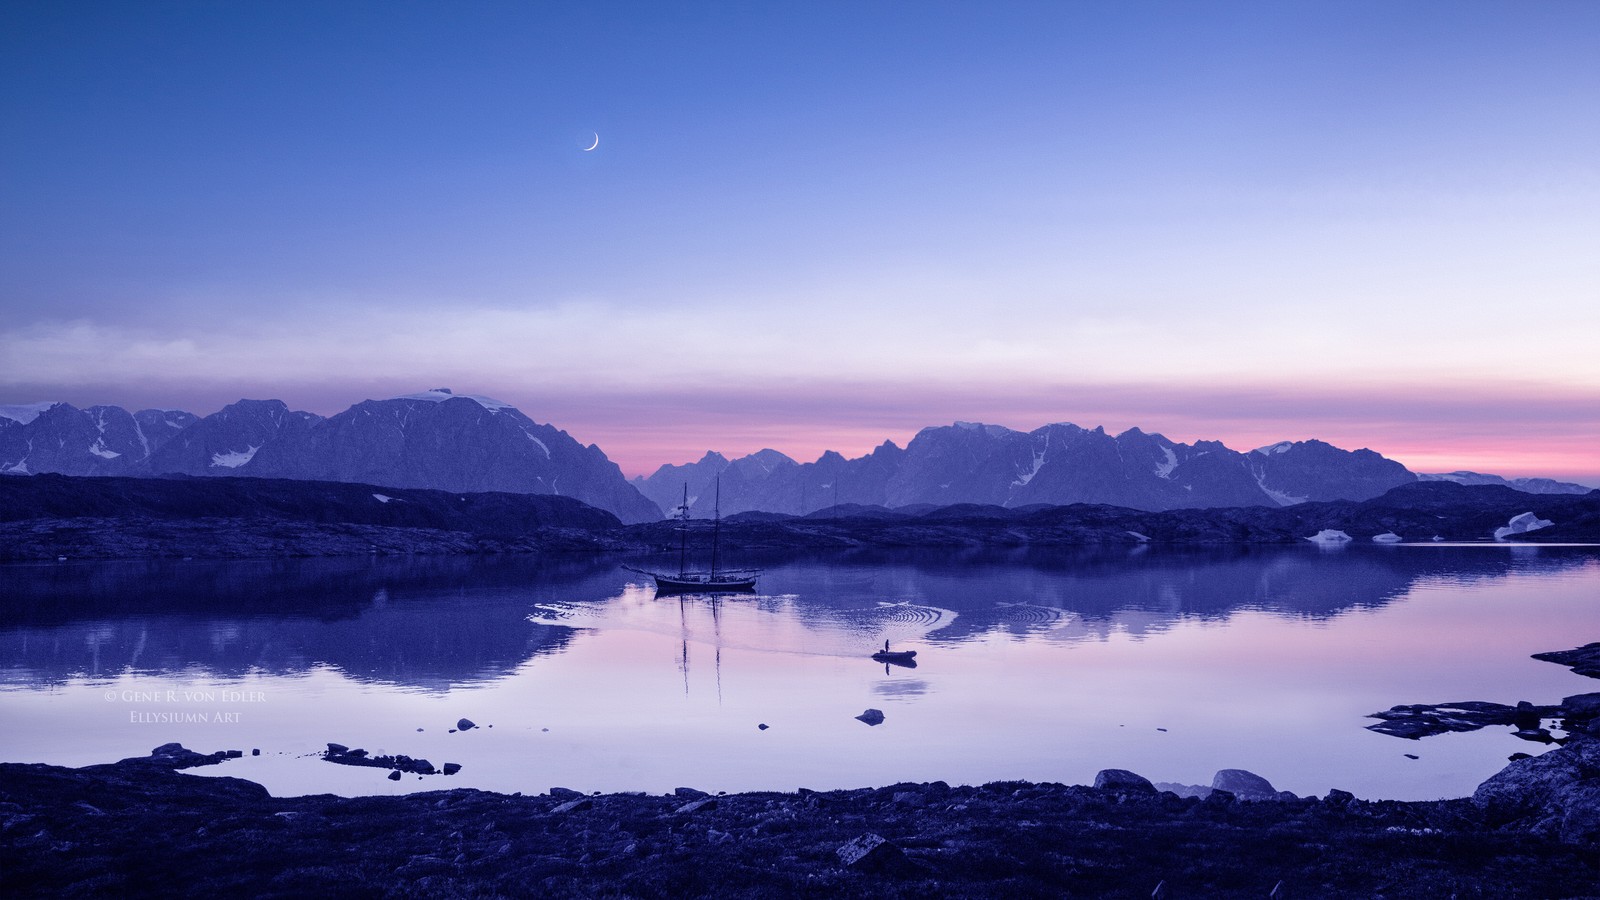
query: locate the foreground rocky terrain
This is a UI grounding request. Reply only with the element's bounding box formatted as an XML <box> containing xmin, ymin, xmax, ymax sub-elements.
<box><xmin>3</xmin><ymin>736</ymin><xmax>1599</xmax><ymax>899</ymax></box>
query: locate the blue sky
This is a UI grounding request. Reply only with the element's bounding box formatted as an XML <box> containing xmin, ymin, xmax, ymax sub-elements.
<box><xmin>3</xmin><ymin>1</ymin><xmax>1597</xmax><ymax>480</ymax></box>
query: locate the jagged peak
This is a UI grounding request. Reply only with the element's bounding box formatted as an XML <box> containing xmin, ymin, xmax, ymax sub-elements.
<box><xmin>0</xmin><ymin>401</ymin><xmax>66</xmax><ymax>425</ymax></box>
<box><xmin>1252</xmin><ymin>441</ymin><xmax>1295</xmax><ymax>455</ymax></box>
<box><xmin>948</xmin><ymin>421</ymin><xmax>1017</xmax><ymax>438</ymax></box>
<box><xmin>391</xmin><ymin>389</ymin><xmax>514</xmax><ymax>412</ymax></box>
<box><xmin>218</xmin><ymin>398</ymin><xmax>290</xmax><ymax>413</ymax></box>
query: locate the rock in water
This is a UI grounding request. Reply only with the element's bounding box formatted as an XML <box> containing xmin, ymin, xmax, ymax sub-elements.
<box><xmin>1094</xmin><ymin>769</ymin><xmax>1156</xmax><ymax>793</ymax></box>
<box><xmin>855</xmin><ymin>708</ymin><xmax>885</xmax><ymax>726</ymax></box>
<box><xmin>456</xmin><ymin>718</ymin><xmax>477</xmax><ymax>731</ymax></box>
<box><xmin>1533</xmin><ymin>644</ymin><xmax>1600</xmax><ymax>680</ymax></box>
<box><xmin>1212</xmin><ymin>769</ymin><xmax>1276</xmax><ymax>798</ymax></box>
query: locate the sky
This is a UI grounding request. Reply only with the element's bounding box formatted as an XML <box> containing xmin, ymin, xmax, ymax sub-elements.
<box><xmin>2</xmin><ymin>1</ymin><xmax>1597</xmax><ymax>483</ymax></box>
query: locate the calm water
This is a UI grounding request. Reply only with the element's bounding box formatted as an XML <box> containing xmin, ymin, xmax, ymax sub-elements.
<box><xmin>1</xmin><ymin>546</ymin><xmax>1595</xmax><ymax>801</ymax></box>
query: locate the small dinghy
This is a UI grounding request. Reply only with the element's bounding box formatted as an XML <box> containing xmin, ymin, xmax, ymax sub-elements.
<box><xmin>871</xmin><ymin>649</ymin><xmax>917</xmax><ymax>663</ymax></box>
<box><xmin>871</xmin><ymin>642</ymin><xmax>918</xmax><ymax>667</ymax></box>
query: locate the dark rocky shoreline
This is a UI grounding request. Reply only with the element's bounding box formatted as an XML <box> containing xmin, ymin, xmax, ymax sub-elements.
<box><xmin>4</xmin><ymin>738</ymin><xmax>1599</xmax><ymax>899</ymax></box>
<box><xmin>3</xmin><ymin>476</ymin><xmax>1598</xmax><ymax>561</ymax></box>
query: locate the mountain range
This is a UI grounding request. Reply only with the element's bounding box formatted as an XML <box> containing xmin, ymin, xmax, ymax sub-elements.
<box><xmin>3</xmin><ymin>393</ymin><xmax>1590</xmax><ymax>523</ymax></box>
<box><xmin>0</xmin><ymin>390</ymin><xmax>660</xmax><ymax>523</ymax></box>
<box><xmin>630</xmin><ymin>422</ymin><xmax>1592</xmax><ymax>518</ymax></box>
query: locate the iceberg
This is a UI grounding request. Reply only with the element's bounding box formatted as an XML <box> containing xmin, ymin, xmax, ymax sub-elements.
<box><xmin>1307</xmin><ymin>529</ymin><xmax>1353</xmax><ymax>544</ymax></box>
<box><xmin>1372</xmin><ymin>532</ymin><xmax>1403</xmax><ymax>543</ymax></box>
<box><xmin>1493</xmin><ymin>512</ymin><xmax>1553</xmax><ymax>541</ymax></box>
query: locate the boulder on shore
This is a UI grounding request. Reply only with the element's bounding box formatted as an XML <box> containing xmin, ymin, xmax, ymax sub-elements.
<box><xmin>1474</xmin><ymin>736</ymin><xmax>1600</xmax><ymax>844</ymax></box>
<box><xmin>1094</xmin><ymin>769</ymin><xmax>1156</xmax><ymax>794</ymax></box>
<box><xmin>1211</xmin><ymin>769</ymin><xmax>1278</xmax><ymax>799</ymax></box>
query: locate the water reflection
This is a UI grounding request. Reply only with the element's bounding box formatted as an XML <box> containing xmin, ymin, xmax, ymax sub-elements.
<box><xmin>1</xmin><ymin>546</ymin><xmax>1597</xmax><ymax>800</ymax></box>
<box><xmin>0</xmin><ymin>555</ymin><xmax>625</xmax><ymax>689</ymax></box>
<box><xmin>2</xmin><ymin>546</ymin><xmax>1591</xmax><ymax>692</ymax></box>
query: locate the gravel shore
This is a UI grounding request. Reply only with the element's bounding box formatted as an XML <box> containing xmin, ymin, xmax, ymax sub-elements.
<box><xmin>4</xmin><ymin>739</ymin><xmax>1598</xmax><ymax>899</ymax></box>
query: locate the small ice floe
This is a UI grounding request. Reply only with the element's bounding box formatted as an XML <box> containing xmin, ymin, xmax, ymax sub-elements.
<box><xmin>1494</xmin><ymin>511</ymin><xmax>1553</xmax><ymax>541</ymax></box>
<box><xmin>1306</xmin><ymin>529</ymin><xmax>1353</xmax><ymax>545</ymax></box>
<box><xmin>1372</xmin><ymin>532</ymin><xmax>1403</xmax><ymax>543</ymax></box>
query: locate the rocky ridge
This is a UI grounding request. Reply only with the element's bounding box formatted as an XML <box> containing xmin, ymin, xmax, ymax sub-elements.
<box><xmin>4</xmin><ymin>478</ymin><xmax>1597</xmax><ymax>561</ymax></box>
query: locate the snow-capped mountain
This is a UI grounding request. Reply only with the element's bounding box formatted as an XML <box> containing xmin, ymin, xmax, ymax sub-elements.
<box><xmin>1247</xmin><ymin>439</ymin><xmax>1415</xmax><ymax>504</ymax></box>
<box><xmin>2</xmin><ymin>390</ymin><xmax>661</xmax><ymax>523</ymax></box>
<box><xmin>147</xmin><ymin>399</ymin><xmax>323</xmax><ymax>475</ymax></box>
<box><xmin>243</xmin><ymin>389</ymin><xmax>660</xmax><ymax>523</ymax></box>
<box><xmin>1</xmin><ymin>402</ymin><xmax>199</xmax><ymax>476</ymax></box>
<box><xmin>8</xmin><ymin>395</ymin><xmax>1588</xmax><ymax>523</ymax></box>
<box><xmin>1415</xmin><ymin>470</ymin><xmax>1591</xmax><ymax>495</ymax></box>
<box><xmin>634</xmin><ymin>422</ymin><xmax>1576</xmax><ymax>517</ymax></box>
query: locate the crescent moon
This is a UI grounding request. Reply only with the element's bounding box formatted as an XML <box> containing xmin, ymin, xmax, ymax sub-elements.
<box><xmin>583</xmin><ymin>132</ymin><xmax>599</xmax><ymax>152</ymax></box>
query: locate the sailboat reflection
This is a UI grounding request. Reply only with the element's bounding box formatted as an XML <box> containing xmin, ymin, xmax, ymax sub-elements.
<box><xmin>676</xmin><ymin>593</ymin><xmax>725</xmax><ymax>703</ymax></box>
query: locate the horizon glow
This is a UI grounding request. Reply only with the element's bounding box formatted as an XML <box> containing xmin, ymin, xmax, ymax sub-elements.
<box><xmin>2</xmin><ymin>3</ymin><xmax>1597</xmax><ymax>485</ymax></box>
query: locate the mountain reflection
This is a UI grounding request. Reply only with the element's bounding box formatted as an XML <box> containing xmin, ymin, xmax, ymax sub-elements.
<box><xmin>1</xmin><ymin>547</ymin><xmax>1592</xmax><ymax>691</ymax></box>
<box><xmin>0</xmin><ymin>556</ymin><xmax>625</xmax><ymax>690</ymax></box>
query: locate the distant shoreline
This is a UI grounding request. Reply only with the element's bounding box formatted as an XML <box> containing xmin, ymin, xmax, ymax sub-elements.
<box><xmin>3</xmin><ymin>474</ymin><xmax>1598</xmax><ymax>561</ymax></box>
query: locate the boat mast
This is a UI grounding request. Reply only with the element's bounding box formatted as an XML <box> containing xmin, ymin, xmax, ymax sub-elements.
<box><xmin>677</xmin><ymin>483</ymin><xmax>689</xmax><ymax>578</ymax></box>
<box><xmin>710</xmin><ymin>475</ymin><xmax>722</xmax><ymax>578</ymax></box>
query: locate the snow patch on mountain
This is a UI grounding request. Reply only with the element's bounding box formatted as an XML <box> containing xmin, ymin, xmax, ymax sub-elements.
<box><xmin>1154</xmin><ymin>445</ymin><xmax>1178</xmax><ymax>479</ymax></box>
<box><xmin>1013</xmin><ymin>435</ymin><xmax>1049</xmax><ymax>487</ymax></box>
<box><xmin>1253</xmin><ymin>441</ymin><xmax>1294</xmax><ymax>456</ymax></box>
<box><xmin>88</xmin><ymin>440</ymin><xmax>120</xmax><ymax>460</ymax></box>
<box><xmin>373</xmin><ymin>493</ymin><xmax>395</xmax><ymax>504</ymax></box>
<box><xmin>395</xmin><ymin>388</ymin><xmax>513</xmax><ymax>412</ymax></box>
<box><xmin>1250</xmin><ymin>466</ymin><xmax>1307</xmax><ymax>506</ymax></box>
<box><xmin>0</xmin><ymin>402</ymin><xmax>58</xmax><ymax>425</ymax></box>
<box><xmin>211</xmin><ymin>446</ymin><xmax>261</xmax><ymax>468</ymax></box>
<box><xmin>1259</xmin><ymin>484</ymin><xmax>1307</xmax><ymax>506</ymax></box>
<box><xmin>522</xmin><ymin>430</ymin><xmax>551</xmax><ymax>458</ymax></box>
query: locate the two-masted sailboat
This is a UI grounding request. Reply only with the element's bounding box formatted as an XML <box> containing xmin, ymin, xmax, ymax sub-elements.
<box><xmin>635</xmin><ymin>478</ymin><xmax>758</xmax><ymax>594</ymax></box>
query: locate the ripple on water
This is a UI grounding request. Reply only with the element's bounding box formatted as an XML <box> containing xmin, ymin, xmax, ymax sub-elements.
<box><xmin>993</xmin><ymin>603</ymin><xmax>1063</xmax><ymax>626</ymax></box>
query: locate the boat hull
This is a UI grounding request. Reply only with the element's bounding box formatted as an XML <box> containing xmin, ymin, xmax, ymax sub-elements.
<box><xmin>871</xmin><ymin>651</ymin><xmax>918</xmax><ymax>662</ymax></box>
<box><xmin>651</xmin><ymin>573</ymin><xmax>757</xmax><ymax>594</ymax></box>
